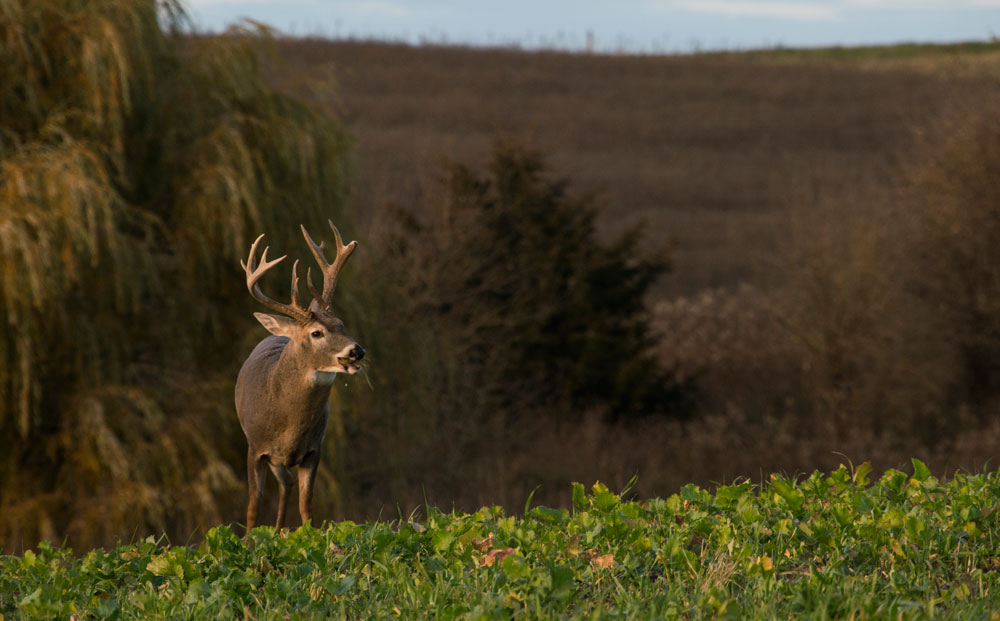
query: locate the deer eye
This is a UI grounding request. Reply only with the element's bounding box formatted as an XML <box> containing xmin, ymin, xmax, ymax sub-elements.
<box><xmin>310</xmin><ymin>330</ymin><xmax>323</xmax><ymax>339</ymax></box>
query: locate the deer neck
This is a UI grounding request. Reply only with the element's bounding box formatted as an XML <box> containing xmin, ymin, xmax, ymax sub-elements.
<box><xmin>270</xmin><ymin>342</ymin><xmax>338</xmax><ymax>405</ymax></box>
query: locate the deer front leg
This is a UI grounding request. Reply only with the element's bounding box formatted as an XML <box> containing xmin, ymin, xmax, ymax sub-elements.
<box><xmin>270</xmin><ymin>464</ymin><xmax>295</xmax><ymax>530</ymax></box>
<box><xmin>297</xmin><ymin>451</ymin><xmax>320</xmax><ymax>526</ymax></box>
<box><xmin>246</xmin><ymin>450</ymin><xmax>269</xmax><ymax>534</ymax></box>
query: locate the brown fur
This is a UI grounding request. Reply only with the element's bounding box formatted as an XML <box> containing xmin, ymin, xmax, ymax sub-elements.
<box><xmin>235</xmin><ymin>225</ymin><xmax>363</xmax><ymax>533</ymax></box>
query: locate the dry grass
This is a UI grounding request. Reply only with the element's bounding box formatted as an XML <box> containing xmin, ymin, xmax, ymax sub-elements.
<box><xmin>273</xmin><ymin>39</ymin><xmax>998</xmax><ymax>298</ymax></box>
<box><xmin>334</xmin><ymin>404</ymin><xmax>1000</xmax><ymax>523</ymax></box>
<box><xmin>261</xmin><ymin>40</ymin><xmax>1000</xmax><ymax>524</ymax></box>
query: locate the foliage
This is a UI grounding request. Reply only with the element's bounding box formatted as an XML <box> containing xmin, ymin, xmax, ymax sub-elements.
<box><xmin>4</xmin><ymin>463</ymin><xmax>1000</xmax><ymax>618</ymax></box>
<box><xmin>375</xmin><ymin>141</ymin><xmax>682</xmax><ymax>420</ymax></box>
<box><xmin>905</xmin><ymin>105</ymin><xmax>1000</xmax><ymax>410</ymax></box>
<box><xmin>0</xmin><ymin>0</ymin><xmax>351</xmax><ymax>551</ymax></box>
<box><xmin>767</xmin><ymin>97</ymin><xmax>1000</xmax><ymax>440</ymax></box>
<box><xmin>322</xmin><ymin>142</ymin><xmax>690</xmax><ymax>517</ymax></box>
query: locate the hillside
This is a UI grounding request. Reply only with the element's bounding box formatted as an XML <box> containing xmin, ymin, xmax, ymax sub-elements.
<box><xmin>272</xmin><ymin>39</ymin><xmax>999</xmax><ymax>297</ymax></box>
<box><xmin>253</xmin><ymin>39</ymin><xmax>1000</xmax><ymax>522</ymax></box>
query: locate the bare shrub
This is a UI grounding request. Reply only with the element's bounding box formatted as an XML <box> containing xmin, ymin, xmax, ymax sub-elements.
<box><xmin>902</xmin><ymin>104</ymin><xmax>1000</xmax><ymax>412</ymax></box>
<box><xmin>774</xmin><ymin>201</ymin><xmax>958</xmax><ymax>438</ymax></box>
<box><xmin>653</xmin><ymin>285</ymin><xmax>800</xmax><ymax>414</ymax></box>
<box><xmin>651</xmin><ymin>96</ymin><xmax>1000</xmax><ymax>447</ymax></box>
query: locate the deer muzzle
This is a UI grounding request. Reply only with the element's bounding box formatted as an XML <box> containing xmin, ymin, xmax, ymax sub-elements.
<box><xmin>334</xmin><ymin>343</ymin><xmax>365</xmax><ymax>375</ymax></box>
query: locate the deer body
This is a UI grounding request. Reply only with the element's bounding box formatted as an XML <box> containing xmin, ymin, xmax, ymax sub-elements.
<box><xmin>235</xmin><ymin>221</ymin><xmax>364</xmax><ymax>532</ymax></box>
<box><xmin>236</xmin><ymin>336</ymin><xmax>332</xmax><ymax>467</ymax></box>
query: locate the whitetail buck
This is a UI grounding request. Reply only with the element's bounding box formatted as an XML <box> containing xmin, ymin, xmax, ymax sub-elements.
<box><xmin>236</xmin><ymin>220</ymin><xmax>365</xmax><ymax>532</ymax></box>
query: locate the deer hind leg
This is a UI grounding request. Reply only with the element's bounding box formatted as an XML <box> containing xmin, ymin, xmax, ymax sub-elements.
<box><xmin>246</xmin><ymin>450</ymin><xmax>269</xmax><ymax>535</ymax></box>
<box><xmin>270</xmin><ymin>463</ymin><xmax>295</xmax><ymax>530</ymax></box>
<box><xmin>297</xmin><ymin>451</ymin><xmax>320</xmax><ymax>527</ymax></box>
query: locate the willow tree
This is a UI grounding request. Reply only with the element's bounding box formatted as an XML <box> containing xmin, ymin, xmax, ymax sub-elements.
<box><xmin>0</xmin><ymin>0</ymin><xmax>351</xmax><ymax>550</ymax></box>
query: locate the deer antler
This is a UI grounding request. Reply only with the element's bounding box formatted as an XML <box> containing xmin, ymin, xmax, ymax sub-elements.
<box><xmin>301</xmin><ymin>220</ymin><xmax>357</xmax><ymax>311</ymax></box>
<box><xmin>242</xmin><ymin>234</ymin><xmax>312</xmax><ymax>323</ymax></box>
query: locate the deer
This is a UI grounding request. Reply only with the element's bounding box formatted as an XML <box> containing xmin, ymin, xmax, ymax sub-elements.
<box><xmin>235</xmin><ymin>220</ymin><xmax>365</xmax><ymax>533</ymax></box>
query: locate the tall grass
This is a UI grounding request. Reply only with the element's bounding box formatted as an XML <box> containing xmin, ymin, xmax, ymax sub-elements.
<box><xmin>646</xmin><ymin>97</ymin><xmax>1000</xmax><ymax>449</ymax></box>
<box><xmin>327</xmin><ymin>141</ymin><xmax>684</xmax><ymax>516</ymax></box>
<box><xmin>0</xmin><ymin>0</ymin><xmax>351</xmax><ymax>551</ymax></box>
<box><xmin>318</xmin><ymin>45</ymin><xmax>1000</xmax><ymax>519</ymax></box>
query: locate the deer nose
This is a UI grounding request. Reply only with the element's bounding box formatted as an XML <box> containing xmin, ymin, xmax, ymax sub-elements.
<box><xmin>349</xmin><ymin>344</ymin><xmax>365</xmax><ymax>361</ymax></box>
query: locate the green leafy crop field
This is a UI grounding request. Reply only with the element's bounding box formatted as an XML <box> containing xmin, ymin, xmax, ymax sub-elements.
<box><xmin>3</xmin><ymin>461</ymin><xmax>1000</xmax><ymax>619</ymax></box>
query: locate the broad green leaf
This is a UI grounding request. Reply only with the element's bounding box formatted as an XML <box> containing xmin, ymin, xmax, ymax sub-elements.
<box><xmin>593</xmin><ymin>490</ymin><xmax>619</xmax><ymax>513</ymax></box>
<box><xmin>330</xmin><ymin>574</ymin><xmax>356</xmax><ymax>595</ymax></box>
<box><xmin>432</xmin><ymin>528</ymin><xmax>455</xmax><ymax>553</ymax></box>
<box><xmin>854</xmin><ymin>462</ymin><xmax>871</xmax><ymax>487</ymax></box>
<box><xmin>715</xmin><ymin>483</ymin><xmax>751</xmax><ymax>508</ymax></box>
<box><xmin>572</xmin><ymin>482</ymin><xmax>587</xmax><ymax>510</ymax></box>
<box><xmin>879</xmin><ymin>509</ymin><xmax>906</xmax><ymax>529</ymax></box>
<box><xmin>146</xmin><ymin>555</ymin><xmax>174</xmax><ymax>577</ymax></box>
<box><xmin>770</xmin><ymin>475</ymin><xmax>804</xmax><ymax>512</ymax></box>
<box><xmin>591</xmin><ymin>482</ymin><xmax>611</xmax><ymax>495</ymax></box>
<box><xmin>529</xmin><ymin>506</ymin><xmax>566</xmax><ymax>524</ymax></box>
<box><xmin>680</xmin><ymin>484</ymin><xmax>703</xmax><ymax>503</ymax></box>
<box><xmin>501</xmin><ymin>554</ymin><xmax>531</xmax><ymax>581</ymax></box>
<box><xmin>881</xmin><ymin>469</ymin><xmax>909</xmax><ymax>492</ymax></box>
<box><xmin>911</xmin><ymin>458</ymin><xmax>931</xmax><ymax>482</ymax></box>
<box><xmin>904</xmin><ymin>515</ymin><xmax>926</xmax><ymax>541</ymax></box>
<box><xmin>549</xmin><ymin>565</ymin><xmax>576</xmax><ymax>601</ymax></box>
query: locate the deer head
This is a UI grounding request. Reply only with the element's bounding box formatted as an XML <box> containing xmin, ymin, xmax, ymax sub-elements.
<box><xmin>241</xmin><ymin>220</ymin><xmax>365</xmax><ymax>378</ymax></box>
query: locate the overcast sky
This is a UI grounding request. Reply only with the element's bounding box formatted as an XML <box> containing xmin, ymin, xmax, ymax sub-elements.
<box><xmin>185</xmin><ymin>1</ymin><xmax>1000</xmax><ymax>53</ymax></box>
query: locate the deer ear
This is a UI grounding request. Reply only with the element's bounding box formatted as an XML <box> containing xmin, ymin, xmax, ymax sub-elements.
<box><xmin>254</xmin><ymin>312</ymin><xmax>298</xmax><ymax>337</ymax></box>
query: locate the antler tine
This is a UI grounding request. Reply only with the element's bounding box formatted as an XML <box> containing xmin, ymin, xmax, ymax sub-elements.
<box><xmin>301</xmin><ymin>225</ymin><xmax>330</xmax><ymax>269</ymax></box>
<box><xmin>289</xmin><ymin>259</ymin><xmax>302</xmax><ymax>310</ymax></box>
<box><xmin>305</xmin><ymin>266</ymin><xmax>323</xmax><ymax>303</ymax></box>
<box><xmin>300</xmin><ymin>221</ymin><xmax>358</xmax><ymax>310</ymax></box>
<box><xmin>322</xmin><ymin>220</ymin><xmax>358</xmax><ymax>307</ymax></box>
<box><xmin>240</xmin><ymin>234</ymin><xmax>265</xmax><ymax>272</ymax></box>
<box><xmin>328</xmin><ymin>220</ymin><xmax>346</xmax><ymax>247</ymax></box>
<box><xmin>242</xmin><ymin>234</ymin><xmax>311</xmax><ymax>323</ymax></box>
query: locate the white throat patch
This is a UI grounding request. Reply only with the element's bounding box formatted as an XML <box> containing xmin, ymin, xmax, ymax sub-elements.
<box><xmin>309</xmin><ymin>369</ymin><xmax>340</xmax><ymax>386</ymax></box>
